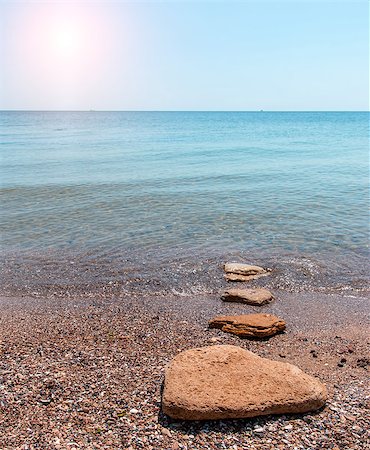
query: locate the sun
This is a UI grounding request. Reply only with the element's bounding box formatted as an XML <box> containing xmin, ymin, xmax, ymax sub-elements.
<box><xmin>52</xmin><ymin>24</ymin><xmax>83</xmax><ymax>57</ymax></box>
<box><xmin>9</xmin><ymin>2</ymin><xmax>125</xmax><ymax>104</ymax></box>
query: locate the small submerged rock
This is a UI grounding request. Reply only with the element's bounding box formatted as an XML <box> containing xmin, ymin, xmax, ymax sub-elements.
<box><xmin>224</xmin><ymin>262</ymin><xmax>271</xmax><ymax>282</ymax></box>
<box><xmin>209</xmin><ymin>313</ymin><xmax>286</xmax><ymax>338</ymax></box>
<box><xmin>162</xmin><ymin>345</ymin><xmax>327</xmax><ymax>420</ymax></box>
<box><xmin>222</xmin><ymin>287</ymin><xmax>274</xmax><ymax>305</ymax></box>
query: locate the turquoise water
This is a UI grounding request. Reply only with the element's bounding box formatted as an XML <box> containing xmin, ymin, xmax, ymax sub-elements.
<box><xmin>0</xmin><ymin>111</ymin><xmax>369</xmax><ymax>294</ymax></box>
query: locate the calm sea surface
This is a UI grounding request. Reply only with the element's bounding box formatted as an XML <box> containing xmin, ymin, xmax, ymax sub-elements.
<box><xmin>1</xmin><ymin>111</ymin><xmax>369</xmax><ymax>295</ymax></box>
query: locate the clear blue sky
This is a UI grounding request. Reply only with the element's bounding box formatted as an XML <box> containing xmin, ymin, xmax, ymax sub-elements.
<box><xmin>0</xmin><ymin>1</ymin><xmax>368</xmax><ymax>111</ymax></box>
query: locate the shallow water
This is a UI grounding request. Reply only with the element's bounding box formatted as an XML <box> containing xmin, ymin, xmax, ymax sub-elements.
<box><xmin>1</xmin><ymin>111</ymin><xmax>369</xmax><ymax>295</ymax></box>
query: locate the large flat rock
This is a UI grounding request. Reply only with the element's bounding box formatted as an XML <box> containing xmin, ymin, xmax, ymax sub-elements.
<box><xmin>209</xmin><ymin>313</ymin><xmax>285</xmax><ymax>338</ymax></box>
<box><xmin>224</xmin><ymin>263</ymin><xmax>271</xmax><ymax>281</ymax></box>
<box><xmin>162</xmin><ymin>345</ymin><xmax>327</xmax><ymax>420</ymax></box>
<box><xmin>222</xmin><ymin>288</ymin><xmax>273</xmax><ymax>305</ymax></box>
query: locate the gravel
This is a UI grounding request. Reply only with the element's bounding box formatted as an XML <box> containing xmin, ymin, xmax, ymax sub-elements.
<box><xmin>0</xmin><ymin>291</ymin><xmax>369</xmax><ymax>449</ymax></box>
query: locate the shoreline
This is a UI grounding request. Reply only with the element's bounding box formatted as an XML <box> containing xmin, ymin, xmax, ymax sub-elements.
<box><xmin>0</xmin><ymin>288</ymin><xmax>369</xmax><ymax>449</ymax></box>
<box><xmin>1</xmin><ymin>247</ymin><xmax>369</xmax><ymax>302</ymax></box>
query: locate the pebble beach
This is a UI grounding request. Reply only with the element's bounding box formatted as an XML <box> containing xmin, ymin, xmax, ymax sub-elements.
<box><xmin>0</xmin><ymin>261</ymin><xmax>369</xmax><ymax>450</ymax></box>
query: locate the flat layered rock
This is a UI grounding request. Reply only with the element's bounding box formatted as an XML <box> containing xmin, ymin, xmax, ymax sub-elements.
<box><xmin>224</xmin><ymin>263</ymin><xmax>271</xmax><ymax>281</ymax></box>
<box><xmin>222</xmin><ymin>288</ymin><xmax>273</xmax><ymax>305</ymax></box>
<box><xmin>162</xmin><ymin>345</ymin><xmax>327</xmax><ymax>420</ymax></box>
<box><xmin>209</xmin><ymin>313</ymin><xmax>285</xmax><ymax>338</ymax></box>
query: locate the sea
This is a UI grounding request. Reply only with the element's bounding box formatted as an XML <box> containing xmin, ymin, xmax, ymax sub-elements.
<box><xmin>1</xmin><ymin>111</ymin><xmax>369</xmax><ymax>297</ymax></box>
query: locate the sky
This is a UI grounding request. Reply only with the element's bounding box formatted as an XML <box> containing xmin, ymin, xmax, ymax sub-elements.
<box><xmin>0</xmin><ymin>0</ymin><xmax>368</xmax><ymax>111</ymax></box>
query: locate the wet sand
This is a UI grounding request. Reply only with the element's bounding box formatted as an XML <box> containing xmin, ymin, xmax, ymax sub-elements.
<box><xmin>0</xmin><ymin>287</ymin><xmax>369</xmax><ymax>449</ymax></box>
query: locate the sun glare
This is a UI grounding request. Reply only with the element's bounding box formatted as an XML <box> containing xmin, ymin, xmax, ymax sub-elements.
<box><xmin>15</xmin><ymin>4</ymin><xmax>114</xmax><ymax>63</ymax></box>
<box><xmin>8</xmin><ymin>2</ymin><xmax>132</xmax><ymax>107</ymax></box>
<box><xmin>53</xmin><ymin>26</ymin><xmax>81</xmax><ymax>56</ymax></box>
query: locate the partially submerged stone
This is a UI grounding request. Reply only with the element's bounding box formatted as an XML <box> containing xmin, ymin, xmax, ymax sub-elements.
<box><xmin>209</xmin><ymin>313</ymin><xmax>285</xmax><ymax>338</ymax></box>
<box><xmin>222</xmin><ymin>288</ymin><xmax>273</xmax><ymax>305</ymax></box>
<box><xmin>224</xmin><ymin>263</ymin><xmax>271</xmax><ymax>281</ymax></box>
<box><xmin>162</xmin><ymin>345</ymin><xmax>327</xmax><ymax>420</ymax></box>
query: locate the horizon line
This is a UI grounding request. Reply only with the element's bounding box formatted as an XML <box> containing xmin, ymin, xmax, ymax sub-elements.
<box><xmin>1</xmin><ymin>109</ymin><xmax>369</xmax><ymax>113</ymax></box>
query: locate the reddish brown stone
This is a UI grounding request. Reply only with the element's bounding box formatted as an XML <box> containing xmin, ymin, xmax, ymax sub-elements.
<box><xmin>209</xmin><ymin>313</ymin><xmax>285</xmax><ymax>338</ymax></box>
<box><xmin>222</xmin><ymin>288</ymin><xmax>274</xmax><ymax>305</ymax></box>
<box><xmin>224</xmin><ymin>263</ymin><xmax>271</xmax><ymax>281</ymax></box>
<box><xmin>162</xmin><ymin>345</ymin><xmax>327</xmax><ymax>420</ymax></box>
